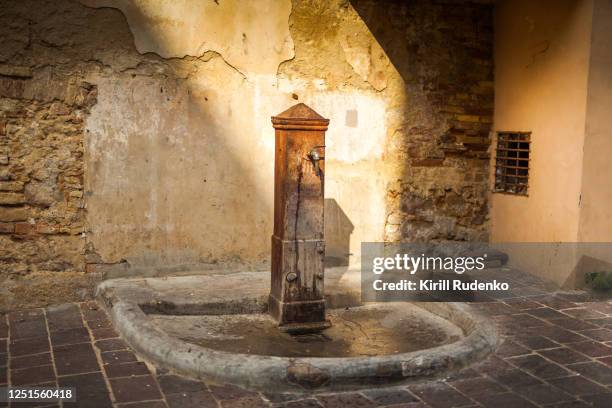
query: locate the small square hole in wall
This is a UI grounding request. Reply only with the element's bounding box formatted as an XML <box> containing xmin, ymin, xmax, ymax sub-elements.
<box><xmin>494</xmin><ymin>132</ymin><xmax>531</xmax><ymax>196</ymax></box>
<box><xmin>345</xmin><ymin>109</ymin><xmax>358</xmax><ymax>128</ymax></box>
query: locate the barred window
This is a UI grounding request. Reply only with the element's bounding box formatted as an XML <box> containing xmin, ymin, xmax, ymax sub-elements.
<box><xmin>494</xmin><ymin>132</ymin><xmax>530</xmax><ymax>195</ymax></box>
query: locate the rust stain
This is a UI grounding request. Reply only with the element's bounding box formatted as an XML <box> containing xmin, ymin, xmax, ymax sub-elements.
<box><xmin>269</xmin><ymin>103</ymin><xmax>330</xmax><ymax>331</ymax></box>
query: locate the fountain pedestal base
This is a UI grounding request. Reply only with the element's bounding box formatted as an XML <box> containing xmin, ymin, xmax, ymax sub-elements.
<box><xmin>269</xmin><ymin>104</ymin><xmax>330</xmax><ymax>331</ymax></box>
<box><xmin>268</xmin><ymin>294</ymin><xmax>330</xmax><ymax>334</ymax></box>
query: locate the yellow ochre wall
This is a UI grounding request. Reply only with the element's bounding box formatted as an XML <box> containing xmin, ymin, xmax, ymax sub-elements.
<box><xmin>491</xmin><ymin>0</ymin><xmax>612</xmax><ymax>286</ymax></box>
<box><xmin>490</xmin><ymin>0</ymin><xmax>593</xmax><ymax>243</ymax></box>
<box><xmin>578</xmin><ymin>0</ymin><xmax>612</xmax><ymax>242</ymax></box>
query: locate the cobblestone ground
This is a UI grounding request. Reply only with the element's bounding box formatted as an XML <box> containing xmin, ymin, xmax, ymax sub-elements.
<box><xmin>1</xmin><ymin>289</ymin><xmax>611</xmax><ymax>407</ymax></box>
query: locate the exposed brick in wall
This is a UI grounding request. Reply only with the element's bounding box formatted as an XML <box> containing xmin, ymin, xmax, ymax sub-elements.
<box><xmin>0</xmin><ymin>78</ymin><xmax>97</xmax><ymax>276</ymax></box>
<box><xmin>0</xmin><ymin>0</ymin><xmax>495</xmax><ymax>310</ymax></box>
<box><xmin>0</xmin><ymin>0</ymin><xmax>155</xmax><ymax>310</ymax></box>
<box><xmin>402</xmin><ymin>1</ymin><xmax>493</xmax><ymax>242</ymax></box>
<box><xmin>350</xmin><ymin>0</ymin><xmax>494</xmax><ymax>242</ymax></box>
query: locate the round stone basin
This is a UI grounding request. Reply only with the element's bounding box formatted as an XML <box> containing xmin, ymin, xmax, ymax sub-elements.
<box><xmin>97</xmin><ymin>272</ymin><xmax>499</xmax><ymax>392</ymax></box>
<box><xmin>150</xmin><ymin>303</ymin><xmax>463</xmax><ymax>358</ymax></box>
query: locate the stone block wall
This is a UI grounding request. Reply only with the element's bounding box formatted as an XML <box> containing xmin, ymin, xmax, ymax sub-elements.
<box><xmin>348</xmin><ymin>0</ymin><xmax>494</xmax><ymax>242</ymax></box>
<box><xmin>0</xmin><ymin>79</ymin><xmax>96</xmax><ymax>275</ymax></box>
<box><xmin>0</xmin><ymin>0</ymin><xmax>494</xmax><ymax>310</ymax></box>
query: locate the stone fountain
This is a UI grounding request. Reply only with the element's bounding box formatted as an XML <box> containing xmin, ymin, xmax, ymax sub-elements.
<box><xmin>96</xmin><ymin>103</ymin><xmax>499</xmax><ymax>392</ymax></box>
<box><xmin>269</xmin><ymin>103</ymin><xmax>330</xmax><ymax>333</ymax></box>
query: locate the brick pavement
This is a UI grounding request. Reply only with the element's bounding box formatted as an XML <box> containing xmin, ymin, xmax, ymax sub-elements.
<box><xmin>0</xmin><ymin>293</ymin><xmax>611</xmax><ymax>407</ymax></box>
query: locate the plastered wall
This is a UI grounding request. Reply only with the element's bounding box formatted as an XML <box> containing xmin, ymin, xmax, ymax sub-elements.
<box><xmin>80</xmin><ymin>0</ymin><xmax>394</xmax><ymax>276</ymax></box>
<box><xmin>491</xmin><ymin>0</ymin><xmax>612</xmax><ymax>286</ymax></box>
<box><xmin>490</xmin><ymin>0</ymin><xmax>593</xmax><ymax>244</ymax></box>
<box><xmin>0</xmin><ymin>0</ymin><xmax>494</xmax><ymax>309</ymax></box>
<box><xmin>578</xmin><ymin>0</ymin><xmax>612</xmax><ymax>242</ymax></box>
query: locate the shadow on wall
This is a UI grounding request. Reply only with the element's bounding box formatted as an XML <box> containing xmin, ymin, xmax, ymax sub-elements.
<box><xmin>324</xmin><ymin>198</ymin><xmax>354</xmax><ymax>267</ymax></box>
<box><xmin>349</xmin><ymin>0</ymin><xmax>494</xmax><ymax>242</ymax></box>
<box><xmin>81</xmin><ymin>2</ymin><xmax>274</xmax><ymax>274</ymax></box>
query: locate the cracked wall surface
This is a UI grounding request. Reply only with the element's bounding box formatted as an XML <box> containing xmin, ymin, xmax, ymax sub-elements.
<box><xmin>79</xmin><ymin>0</ymin><xmax>295</xmax><ymax>77</ymax></box>
<box><xmin>0</xmin><ymin>0</ymin><xmax>494</xmax><ymax>310</ymax></box>
<box><xmin>347</xmin><ymin>0</ymin><xmax>494</xmax><ymax>243</ymax></box>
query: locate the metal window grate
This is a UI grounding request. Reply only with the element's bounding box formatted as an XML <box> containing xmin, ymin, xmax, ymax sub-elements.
<box><xmin>494</xmin><ymin>132</ymin><xmax>530</xmax><ymax>195</ymax></box>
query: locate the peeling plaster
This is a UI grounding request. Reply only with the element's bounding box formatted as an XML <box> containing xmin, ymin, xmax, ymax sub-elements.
<box><xmin>79</xmin><ymin>0</ymin><xmax>295</xmax><ymax>77</ymax></box>
<box><xmin>1</xmin><ymin>0</ymin><xmax>495</xmax><ymax>308</ymax></box>
<box><xmin>339</xmin><ymin>24</ymin><xmax>390</xmax><ymax>92</ymax></box>
<box><xmin>77</xmin><ymin>0</ymin><xmax>398</xmax><ymax>268</ymax></box>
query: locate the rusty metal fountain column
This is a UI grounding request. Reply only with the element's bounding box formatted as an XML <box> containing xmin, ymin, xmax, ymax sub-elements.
<box><xmin>269</xmin><ymin>103</ymin><xmax>331</xmax><ymax>333</ymax></box>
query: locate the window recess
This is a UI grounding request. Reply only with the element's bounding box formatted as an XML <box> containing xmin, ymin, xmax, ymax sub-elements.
<box><xmin>494</xmin><ymin>132</ymin><xmax>530</xmax><ymax>196</ymax></box>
